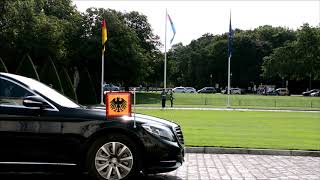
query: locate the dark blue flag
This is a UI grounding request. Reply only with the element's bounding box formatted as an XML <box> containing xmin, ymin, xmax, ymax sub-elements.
<box><xmin>228</xmin><ymin>12</ymin><xmax>233</xmax><ymax>59</ymax></box>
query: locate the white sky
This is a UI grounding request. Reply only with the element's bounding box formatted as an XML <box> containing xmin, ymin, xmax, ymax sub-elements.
<box><xmin>73</xmin><ymin>0</ymin><xmax>320</xmax><ymax>50</ymax></box>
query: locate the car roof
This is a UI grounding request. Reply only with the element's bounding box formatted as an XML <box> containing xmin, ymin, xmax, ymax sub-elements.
<box><xmin>1</xmin><ymin>72</ymin><xmax>14</xmax><ymax>77</ymax></box>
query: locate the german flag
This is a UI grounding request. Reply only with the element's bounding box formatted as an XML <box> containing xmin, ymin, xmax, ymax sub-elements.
<box><xmin>102</xmin><ymin>19</ymin><xmax>108</xmax><ymax>52</ymax></box>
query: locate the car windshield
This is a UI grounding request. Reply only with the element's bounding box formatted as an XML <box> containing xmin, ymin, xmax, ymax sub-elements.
<box><xmin>7</xmin><ymin>74</ymin><xmax>80</xmax><ymax>108</ymax></box>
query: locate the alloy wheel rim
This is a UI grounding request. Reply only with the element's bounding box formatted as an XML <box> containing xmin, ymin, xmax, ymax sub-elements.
<box><xmin>95</xmin><ymin>142</ymin><xmax>133</xmax><ymax>180</ymax></box>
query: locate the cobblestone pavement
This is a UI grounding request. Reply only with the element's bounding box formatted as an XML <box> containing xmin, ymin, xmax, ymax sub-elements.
<box><xmin>0</xmin><ymin>153</ymin><xmax>319</xmax><ymax>180</ymax></box>
<box><xmin>148</xmin><ymin>153</ymin><xmax>320</xmax><ymax>180</ymax></box>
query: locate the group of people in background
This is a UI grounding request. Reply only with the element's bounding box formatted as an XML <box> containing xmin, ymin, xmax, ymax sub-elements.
<box><xmin>161</xmin><ymin>89</ymin><xmax>174</xmax><ymax>108</ymax></box>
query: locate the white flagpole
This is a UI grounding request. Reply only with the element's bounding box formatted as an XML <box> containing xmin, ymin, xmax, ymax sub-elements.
<box><xmin>164</xmin><ymin>9</ymin><xmax>167</xmax><ymax>91</ymax></box>
<box><xmin>101</xmin><ymin>52</ymin><xmax>105</xmax><ymax>105</ymax></box>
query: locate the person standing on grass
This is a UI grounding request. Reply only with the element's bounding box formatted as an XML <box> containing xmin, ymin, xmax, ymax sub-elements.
<box><xmin>169</xmin><ymin>90</ymin><xmax>174</xmax><ymax>107</ymax></box>
<box><xmin>161</xmin><ymin>89</ymin><xmax>166</xmax><ymax>108</ymax></box>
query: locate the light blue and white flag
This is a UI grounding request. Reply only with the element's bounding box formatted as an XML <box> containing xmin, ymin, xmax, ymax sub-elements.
<box><xmin>167</xmin><ymin>14</ymin><xmax>176</xmax><ymax>44</ymax></box>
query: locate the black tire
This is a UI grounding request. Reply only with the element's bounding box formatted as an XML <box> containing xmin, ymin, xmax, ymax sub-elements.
<box><xmin>86</xmin><ymin>133</ymin><xmax>142</xmax><ymax>180</ymax></box>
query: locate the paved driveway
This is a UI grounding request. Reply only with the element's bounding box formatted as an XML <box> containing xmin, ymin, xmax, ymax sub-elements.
<box><xmin>0</xmin><ymin>153</ymin><xmax>319</xmax><ymax>180</ymax></box>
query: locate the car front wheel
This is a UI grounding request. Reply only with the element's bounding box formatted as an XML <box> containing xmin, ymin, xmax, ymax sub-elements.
<box><xmin>86</xmin><ymin>134</ymin><xmax>141</xmax><ymax>180</ymax></box>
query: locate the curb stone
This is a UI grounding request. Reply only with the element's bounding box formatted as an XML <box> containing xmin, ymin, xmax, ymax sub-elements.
<box><xmin>185</xmin><ymin>147</ymin><xmax>320</xmax><ymax>157</ymax></box>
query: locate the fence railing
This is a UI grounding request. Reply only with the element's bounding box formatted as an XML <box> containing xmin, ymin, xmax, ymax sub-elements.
<box><xmin>134</xmin><ymin>92</ymin><xmax>320</xmax><ymax>110</ymax></box>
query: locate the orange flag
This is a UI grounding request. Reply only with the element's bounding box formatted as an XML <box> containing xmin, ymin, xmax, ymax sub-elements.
<box><xmin>106</xmin><ymin>92</ymin><xmax>132</xmax><ymax>118</ymax></box>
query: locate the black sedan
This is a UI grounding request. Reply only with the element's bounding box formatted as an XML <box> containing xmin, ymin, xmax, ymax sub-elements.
<box><xmin>0</xmin><ymin>73</ymin><xmax>184</xmax><ymax>180</ymax></box>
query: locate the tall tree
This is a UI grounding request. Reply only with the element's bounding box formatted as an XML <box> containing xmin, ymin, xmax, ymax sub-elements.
<box><xmin>295</xmin><ymin>24</ymin><xmax>320</xmax><ymax>80</ymax></box>
<box><xmin>124</xmin><ymin>11</ymin><xmax>161</xmax><ymax>51</ymax></box>
<box><xmin>81</xmin><ymin>8</ymin><xmax>155</xmax><ymax>88</ymax></box>
<box><xmin>262</xmin><ymin>24</ymin><xmax>320</xmax><ymax>82</ymax></box>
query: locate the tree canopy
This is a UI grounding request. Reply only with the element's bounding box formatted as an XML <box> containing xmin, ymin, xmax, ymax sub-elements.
<box><xmin>1</xmin><ymin>0</ymin><xmax>319</xmax><ymax>103</ymax></box>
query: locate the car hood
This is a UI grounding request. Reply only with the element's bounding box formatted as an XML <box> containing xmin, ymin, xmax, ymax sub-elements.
<box><xmin>86</xmin><ymin>105</ymin><xmax>178</xmax><ymax>128</ymax></box>
<box><xmin>133</xmin><ymin>113</ymin><xmax>178</xmax><ymax>127</ymax></box>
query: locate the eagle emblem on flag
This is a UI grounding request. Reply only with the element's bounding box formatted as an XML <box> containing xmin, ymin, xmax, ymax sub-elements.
<box><xmin>110</xmin><ymin>97</ymin><xmax>127</xmax><ymax>112</ymax></box>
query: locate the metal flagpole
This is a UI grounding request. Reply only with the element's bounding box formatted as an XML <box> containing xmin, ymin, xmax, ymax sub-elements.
<box><xmin>227</xmin><ymin>10</ymin><xmax>232</xmax><ymax>108</ymax></box>
<box><xmin>227</xmin><ymin>56</ymin><xmax>231</xmax><ymax>107</ymax></box>
<box><xmin>133</xmin><ymin>88</ymin><xmax>136</xmax><ymax>128</ymax></box>
<box><xmin>101</xmin><ymin>52</ymin><xmax>105</xmax><ymax>105</ymax></box>
<box><xmin>164</xmin><ymin>9</ymin><xmax>167</xmax><ymax>91</ymax></box>
<box><xmin>101</xmin><ymin>13</ymin><xmax>106</xmax><ymax>105</ymax></box>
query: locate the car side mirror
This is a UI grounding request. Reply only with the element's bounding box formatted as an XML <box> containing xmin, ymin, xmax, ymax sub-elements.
<box><xmin>23</xmin><ymin>96</ymin><xmax>46</xmax><ymax>109</ymax></box>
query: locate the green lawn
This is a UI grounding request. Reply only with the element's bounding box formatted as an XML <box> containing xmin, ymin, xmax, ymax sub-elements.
<box><xmin>135</xmin><ymin>92</ymin><xmax>320</xmax><ymax>110</ymax></box>
<box><xmin>136</xmin><ymin>109</ymin><xmax>320</xmax><ymax>150</ymax></box>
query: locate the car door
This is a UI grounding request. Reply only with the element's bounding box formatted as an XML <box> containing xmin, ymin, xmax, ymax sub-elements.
<box><xmin>0</xmin><ymin>77</ymin><xmax>67</xmax><ymax>163</ymax></box>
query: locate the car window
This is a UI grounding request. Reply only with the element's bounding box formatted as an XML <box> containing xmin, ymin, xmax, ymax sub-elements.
<box><xmin>0</xmin><ymin>78</ymin><xmax>34</xmax><ymax>106</ymax></box>
<box><xmin>4</xmin><ymin>73</ymin><xmax>80</xmax><ymax>108</ymax></box>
